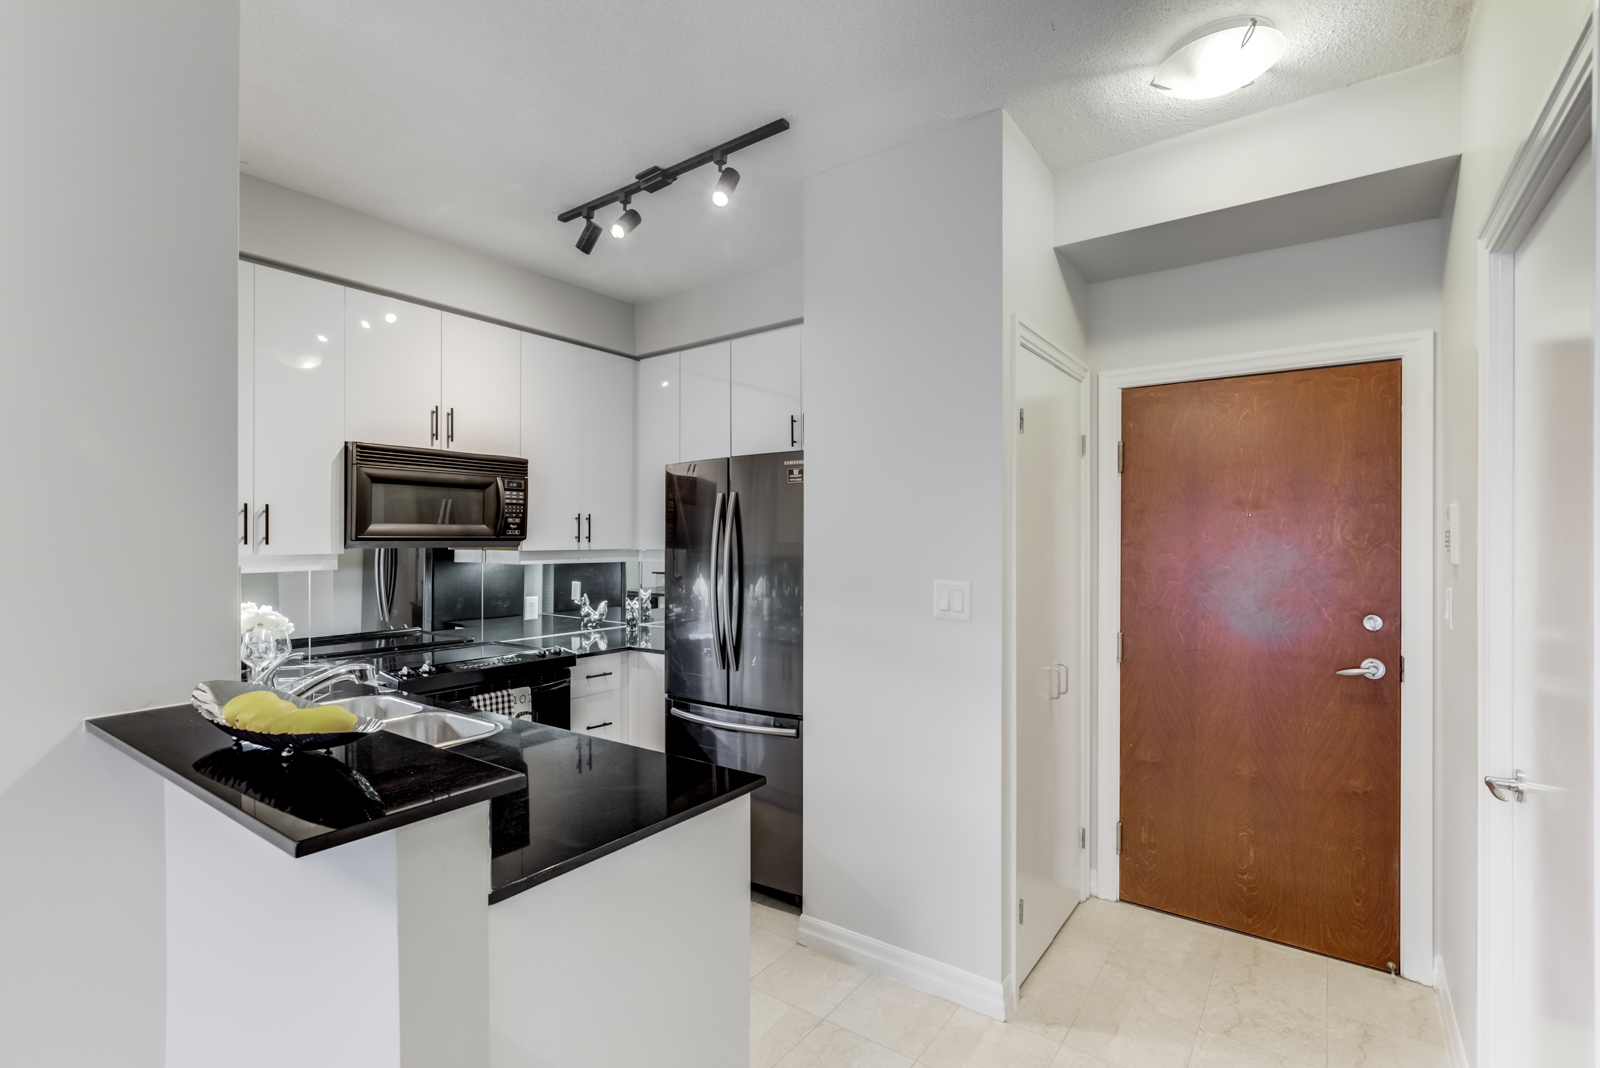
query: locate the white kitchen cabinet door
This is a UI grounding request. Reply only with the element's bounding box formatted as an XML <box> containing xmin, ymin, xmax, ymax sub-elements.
<box><xmin>679</xmin><ymin>341</ymin><xmax>731</xmax><ymax>462</ymax></box>
<box><xmin>635</xmin><ymin>352</ymin><xmax>680</xmax><ymax>552</ymax></box>
<box><xmin>731</xmin><ymin>326</ymin><xmax>802</xmax><ymax>455</ymax></box>
<box><xmin>570</xmin><ymin>689</ymin><xmax>625</xmax><ymax>742</ymax></box>
<box><xmin>252</xmin><ymin>267</ymin><xmax>346</xmax><ymax>558</ymax></box>
<box><xmin>442</xmin><ymin>313</ymin><xmax>521</xmax><ymax>456</ymax></box>
<box><xmin>344</xmin><ymin>290</ymin><xmax>441</xmax><ymax>449</ymax></box>
<box><xmin>238</xmin><ymin>261</ymin><xmax>255</xmax><ymax>559</ymax></box>
<box><xmin>520</xmin><ymin>333</ymin><xmax>584</xmax><ymax>549</ymax></box>
<box><xmin>580</xmin><ymin>349</ymin><xmax>636</xmax><ymax>551</ymax></box>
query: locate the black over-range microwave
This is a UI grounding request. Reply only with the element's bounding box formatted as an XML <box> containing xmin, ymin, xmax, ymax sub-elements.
<box><xmin>345</xmin><ymin>441</ymin><xmax>528</xmax><ymax>548</ymax></box>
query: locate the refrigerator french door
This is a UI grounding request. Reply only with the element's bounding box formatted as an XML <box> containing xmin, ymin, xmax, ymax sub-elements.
<box><xmin>665</xmin><ymin>451</ymin><xmax>803</xmax><ymax>900</ymax></box>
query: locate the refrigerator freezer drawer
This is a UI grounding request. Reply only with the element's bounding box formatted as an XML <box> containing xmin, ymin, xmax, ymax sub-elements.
<box><xmin>665</xmin><ymin>699</ymin><xmax>801</xmax><ymax>900</ymax></box>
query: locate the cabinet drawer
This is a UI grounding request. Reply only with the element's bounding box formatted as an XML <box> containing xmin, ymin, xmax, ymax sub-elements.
<box><xmin>570</xmin><ymin>689</ymin><xmax>623</xmax><ymax>741</ymax></box>
<box><xmin>572</xmin><ymin>654</ymin><xmax>624</xmax><ymax>697</ymax></box>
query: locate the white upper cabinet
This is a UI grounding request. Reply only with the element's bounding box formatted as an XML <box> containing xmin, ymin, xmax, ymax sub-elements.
<box><xmin>238</xmin><ymin>262</ymin><xmax>255</xmax><ymax>559</ymax></box>
<box><xmin>442</xmin><ymin>313</ymin><xmax>520</xmax><ymax>455</ymax></box>
<box><xmin>635</xmin><ymin>353</ymin><xmax>680</xmax><ymax>552</ymax></box>
<box><xmin>731</xmin><ymin>325</ymin><xmax>802</xmax><ymax>455</ymax></box>
<box><xmin>520</xmin><ymin>333</ymin><xmax>584</xmax><ymax>549</ymax></box>
<box><xmin>580</xmin><ymin>349</ymin><xmax>636</xmax><ymax>551</ymax></box>
<box><xmin>680</xmin><ymin>341</ymin><xmax>731</xmax><ymax>462</ymax></box>
<box><xmin>345</xmin><ymin>291</ymin><xmax>442</xmax><ymax>449</ymax></box>
<box><xmin>252</xmin><ymin>266</ymin><xmax>346</xmax><ymax>558</ymax></box>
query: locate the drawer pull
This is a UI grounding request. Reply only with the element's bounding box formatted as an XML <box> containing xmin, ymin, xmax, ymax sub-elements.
<box><xmin>585</xmin><ymin>671</ymin><xmax>613</xmax><ymax>679</ymax></box>
<box><xmin>584</xmin><ymin>721</ymin><xmax>614</xmax><ymax>731</ymax></box>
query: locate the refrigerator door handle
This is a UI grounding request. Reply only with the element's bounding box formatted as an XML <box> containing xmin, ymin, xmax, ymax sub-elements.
<box><xmin>711</xmin><ymin>491</ymin><xmax>728</xmax><ymax>670</ymax></box>
<box><xmin>729</xmin><ymin>491</ymin><xmax>745</xmax><ymax>668</ymax></box>
<box><xmin>670</xmin><ymin>706</ymin><xmax>798</xmax><ymax>737</ymax></box>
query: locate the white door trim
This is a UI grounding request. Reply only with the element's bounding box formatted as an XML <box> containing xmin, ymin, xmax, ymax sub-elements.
<box><xmin>1475</xmin><ymin>17</ymin><xmax>1594</xmax><ymax>1067</ymax></box>
<box><xmin>1093</xmin><ymin>330</ymin><xmax>1437</xmax><ymax>983</ymax></box>
<box><xmin>1004</xmin><ymin>315</ymin><xmax>1092</xmax><ymax>1013</ymax></box>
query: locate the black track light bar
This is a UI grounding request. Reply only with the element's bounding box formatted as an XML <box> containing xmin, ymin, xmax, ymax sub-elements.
<box><xmin>558</xmin><ymin>118</ymin><xmax>790</xmax><ymax>225</ymax></box>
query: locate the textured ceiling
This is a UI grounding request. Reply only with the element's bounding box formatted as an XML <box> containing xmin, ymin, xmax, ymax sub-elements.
<box><xmin>241</xmin><ymin>0</ymin><xmax>1473</xmax><ymax>304</ymax></box>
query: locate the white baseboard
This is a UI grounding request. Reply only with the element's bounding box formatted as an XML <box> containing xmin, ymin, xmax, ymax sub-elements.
<box><xmin>796</xmin><ymin>915</ymin><xmax>1006</xmax><ymax>1020</ymax></box>
<box><xmin>1434</xmin><ymin>954</ymin><xmax>1470</xmax><ymax>1068</ymax></box>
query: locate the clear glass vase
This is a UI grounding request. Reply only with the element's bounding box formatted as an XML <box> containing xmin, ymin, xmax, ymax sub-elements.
<box><xmin>241</xmin><ymin>626</ymin><xmax>292</xmax><ymax>684</ymax></box>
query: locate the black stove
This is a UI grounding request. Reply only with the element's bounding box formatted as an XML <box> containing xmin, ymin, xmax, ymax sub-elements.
<box><xmin>382</xmin><ymin>642</ymin><xmax>577</xmax><ymax>730</ymax></box>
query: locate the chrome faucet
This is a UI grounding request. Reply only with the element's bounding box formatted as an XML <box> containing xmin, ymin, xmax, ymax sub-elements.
<box><xmin>267</xmin><ymin>658</ymin><xmax>393</xmax><ymax>699</ymax></box>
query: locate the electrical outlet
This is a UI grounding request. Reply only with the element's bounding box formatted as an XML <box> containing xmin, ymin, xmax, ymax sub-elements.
<box><xmin>524</xmin><ymin>595</ymin><xmax>541</xmax><ymax>621</ymax></box>
<box><xmin>933</xmin><ymin>580</ymin><xmax>971</xmax><ymax>621</ymax></box>
<box><xmin>571</xmin><ymin>580</ymin><xmax>582</xmax><ymax>601</ymax></box>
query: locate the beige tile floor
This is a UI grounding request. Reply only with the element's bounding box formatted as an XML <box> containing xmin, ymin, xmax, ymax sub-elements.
<box><xmin>750</xmin><ymin>896</ymin><xmax>1451</xmax><ymax>1068</ymax></box>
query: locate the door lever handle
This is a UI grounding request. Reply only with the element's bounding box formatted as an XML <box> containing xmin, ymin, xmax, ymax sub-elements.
<box><xmin>1335</xmin><ymin>658</ymin><xmax>1386</xmax><ymax>679</ymax></box>
<box><xmin>1484</xmin><ymin>769</ymin><xmax>1557</xmax><ymax>803</ymax></box>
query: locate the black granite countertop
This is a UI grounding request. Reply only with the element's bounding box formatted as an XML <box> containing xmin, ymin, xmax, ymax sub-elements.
<box><xmin>447</xmin><ymin>614</ymin><xmax>663</xmax><ymax>657</ymax></box>
<box><xmin>87</xmin><ymin>696</ymin><xmax>762</xmax><ymax>905</ymax></box>
<box><xmin>450</xmin><ymin>718</ymin><xmax>764</xmax><ymax>903</ymax></box>
<box><xmin>86</xmin><ymin>706</ymin><xmax>523</xmax><ymax>857</ymax></box>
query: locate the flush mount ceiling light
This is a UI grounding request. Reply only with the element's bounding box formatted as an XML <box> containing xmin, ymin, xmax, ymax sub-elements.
<box><xmin>1151</xmin><ymin>16</ymin><xmax>1286</xmax><ymax>99</ymax></box>
<box><xmin>559</xmin><ymin>118</ymin><xmax>790</xmax><ymax>254</ymax></box>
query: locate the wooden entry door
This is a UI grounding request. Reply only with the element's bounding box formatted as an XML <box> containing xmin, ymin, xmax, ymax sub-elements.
<box><xmin>1119</xmin><ymin>361</ymin><xmax>1402</xmax><ymax>970</ymax></box>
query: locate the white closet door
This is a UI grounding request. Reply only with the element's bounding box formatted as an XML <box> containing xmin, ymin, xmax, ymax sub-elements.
<box><xmin>635</xmin><ymin>353</ymin><xmax>680</xmax><ymax>552</ymax></box>
<box><xmin>252</xmin><ymin>267</ymin><xmax>345</xmax><ymax>558</ymax></box>
<box><xmin>344</xmin><ymin>291</ymin><xmax>441</xmax><ymax>449</ymax></box>
<box><xmin>679</xmin><ymin>340</ymin><xmax>731</xmax><ymax>462</ymax></box>
<box><xmin>238</xmin><ymin>261</ymin><xmax>255</xmax><ymax>558</ymax></box>
<box><xmin>442</xmin><ymin>313</ymin><xmax>521</xmax><ymax>456</ymax></box>
<box><xmin>580</xmin><ymin>349</ymin><xmax>636</xmax><ymax>551</ymax></box>
<box><xmin>520</xmin><ymin>333</ymin><xmax>583</xmax><ymax>549</ymax></box>
<box><xmin>731</xmin><ymin>326</ymin><xmax>802</xmax><ymax>455</ymax></box>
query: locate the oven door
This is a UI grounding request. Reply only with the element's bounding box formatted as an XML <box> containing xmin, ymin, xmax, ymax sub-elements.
<box><xmin>348</xmin><ymin>463</ymin><xmax>508</xmax><ymax>545</ymax></box>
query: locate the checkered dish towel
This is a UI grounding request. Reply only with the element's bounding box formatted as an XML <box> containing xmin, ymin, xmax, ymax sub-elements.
<box><xmin>471</xmin><ymin>686</ymin><xmax>533</xmax><ymax>718</ymax></box>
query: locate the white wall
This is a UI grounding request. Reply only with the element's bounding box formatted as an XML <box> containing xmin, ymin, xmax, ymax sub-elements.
<box><xmin>635</xmin><ymin>258</ymin><xmax>802</xmax><ymax>355</ymax></box>
<box><xmin>0</xmin><ymin>2</ymin><xmax>240</xmax><ymax>1064</ymax></box>
<box><xmin>1434</xmin><ymin>1</ymin><xmax>1596</xmax><ymax>1062</ymax></box>
<box><xmin>242</xmin><ymin>174</ymin><xmax>636</xmax><ymax>354</ymax></box>
<box><xmin>803</xmin><ymin>111</ymin><xmax>1006</xmax><ymax>996</ymax></box>
<box><xmin>1088</xmin><ymin>219</ymin><xmax>1446</xmax><ymax>371</ymax></box>
<box><xmin>1055</xmin><ymin>57</ymin><xmax>1462</xmax><ymax>247</ymax></box>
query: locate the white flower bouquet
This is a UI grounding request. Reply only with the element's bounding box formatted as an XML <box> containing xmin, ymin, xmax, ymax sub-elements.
<box><xmin>240</xmin><ymin>601</ymin><xmax>294</xmax><ymax>637</ymax></box>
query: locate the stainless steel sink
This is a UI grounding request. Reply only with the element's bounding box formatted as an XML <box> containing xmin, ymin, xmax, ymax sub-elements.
<box><xmin>378</xmin><ymin>710</ymin><xmax>502</xmax><ymax>748</ymax></box>
<box><xmin>328</xmin><ymin>693</ymin><xmax>429</xmax><ymax>720</ymax></box>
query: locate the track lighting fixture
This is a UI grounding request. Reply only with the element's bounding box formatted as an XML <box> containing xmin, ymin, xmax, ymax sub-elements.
<box><xmin>575</xmin><ymin>211</ymin><xmax>601</xmax><ymax>254</ymax></box>
<box><xmin>559</xmin><ymin>118</ymin><xmax>790</xmax><ymax>253</ymax></box>
<box><xmin>611</xmin><ymin>198</ymin><xmax>641</xmax><ymax>239</ymax></box>
<box><xmin>712</xmin><ymin>163</ymin><xmax>740</xmax><ymax>207</ymax></box>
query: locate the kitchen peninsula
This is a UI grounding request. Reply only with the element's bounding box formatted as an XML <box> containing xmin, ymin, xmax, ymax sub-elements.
<box><xmin>89</xmin><ymin>699</ymin><xmax>761</xmax><ymax>1068</ymax></box>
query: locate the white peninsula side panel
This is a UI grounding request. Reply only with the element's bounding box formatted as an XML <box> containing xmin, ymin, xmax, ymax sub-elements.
<box><xmin>488</xmin><ymin>795</ymin><xmax>750</xmax><ymax>1068</ymax></box>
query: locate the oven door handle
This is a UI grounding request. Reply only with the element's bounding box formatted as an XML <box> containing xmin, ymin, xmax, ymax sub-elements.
<box><xmin>670</xmin><ymin>706</ymin><xmax>797</xmax><ymax>737</ymax></box>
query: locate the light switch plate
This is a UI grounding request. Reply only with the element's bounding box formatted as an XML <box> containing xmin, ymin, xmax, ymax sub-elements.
<box><xmin>571</xmin><ymin>580</ymin><xmax>582</xmax><ymax>601</ymax></box>
<box><xmin>933</xmin><ymin>580</ymin><xmax>971</xmax><ymax>621</ymax></box>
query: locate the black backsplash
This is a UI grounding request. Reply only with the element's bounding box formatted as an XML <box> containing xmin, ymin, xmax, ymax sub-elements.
<box><xmin>550</xmin><ymin>563</ymin><xmax>625</xmax><ymax>613</ymax></box>
<box><xmin>432</xmin><ymin>554</ymin><xmax>525</xmax><ymax>624</ymax></box>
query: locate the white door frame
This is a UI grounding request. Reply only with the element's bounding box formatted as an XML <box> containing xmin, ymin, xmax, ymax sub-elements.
<box><xmin>1093</xmin><ymin>331</ymin><xmax>1437</xmax><ymax>983</ymax></box>
<box><xmin>1476</xmin><ymin>18</ymin><xmax>1595</xmax><ymax>1067</ymax></box>
<box><xmin>1004</xmin><ymin>316</ymin><xmax>1092</xmax><ymax>1012</ymax></box>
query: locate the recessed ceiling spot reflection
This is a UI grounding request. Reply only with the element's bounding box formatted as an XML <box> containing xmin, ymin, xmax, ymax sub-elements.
<box><xmin>385</xmin><ymin>313</ymin><xmax>397</xmax><ymax>323</ymax></box>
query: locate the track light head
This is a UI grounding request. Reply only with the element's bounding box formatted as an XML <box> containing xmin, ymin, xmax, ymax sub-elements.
<box><xmin>712</xmin><ymin>166</ymin><xmax>740</xmax><ymax>207</ymax></box>
<box><xmin>575</xmin><ymin>214</ymin><xmax>601</xmax><ymax>255</ymax></box>
<box><xmin>610</xmin><ymin>198</ymin><xmax>641</xmax><ymax>239</ymax></box>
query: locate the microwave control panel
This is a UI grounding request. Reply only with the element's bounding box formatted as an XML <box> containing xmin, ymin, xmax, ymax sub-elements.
<box><xmin>500</xmin><ymin>478</ymin><xmax>527</xmax><ymax>539</ymax></box>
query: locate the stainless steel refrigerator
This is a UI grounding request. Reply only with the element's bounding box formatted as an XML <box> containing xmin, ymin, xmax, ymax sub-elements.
<box><xmin>664</xmin><ymin>451</ymin><xmax>803</xmax><ymax>902</ymax></box>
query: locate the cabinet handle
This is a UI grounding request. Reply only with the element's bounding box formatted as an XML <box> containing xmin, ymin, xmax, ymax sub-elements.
<box><xmin>583</xmin><ymin>721</ymin><xmax>614</xmax><ymax>731</ymax></box>
<box><xmin>430</xmin><ymin>406</ymin><xmax>439</xmax><ymax>444</ymax></box>
<box><xmin>263</xmin><ymin>503</ymin><xmax>270</xmax><ymax>546</ymax></box>
<box><xmin>241</xmin><ymin>502</ymin><xmax>249</xmax><ymax>546</ymax></box>
<box><xmin>447</xmin><ymin>407</ymin><xmax>455</xmax><ymax>445</ymax></box>
<box><xmin>585</xmin><ymin>672</ymin><xmax>613</xmax><ymax>679</ymax></box>
<box><xmin>586</xmin><ymin>514</ymin><xmax>592</xmax><ymax>543</ymax></box>
<box><xmin>790</xmin><ymin>415</ymin><xmax>797</xmax><ymax>448</ymax></box>
<box><xmin>575</xmin><ymin>513</ymin><xmax>582</xmax><ymax>544</ymax></box>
